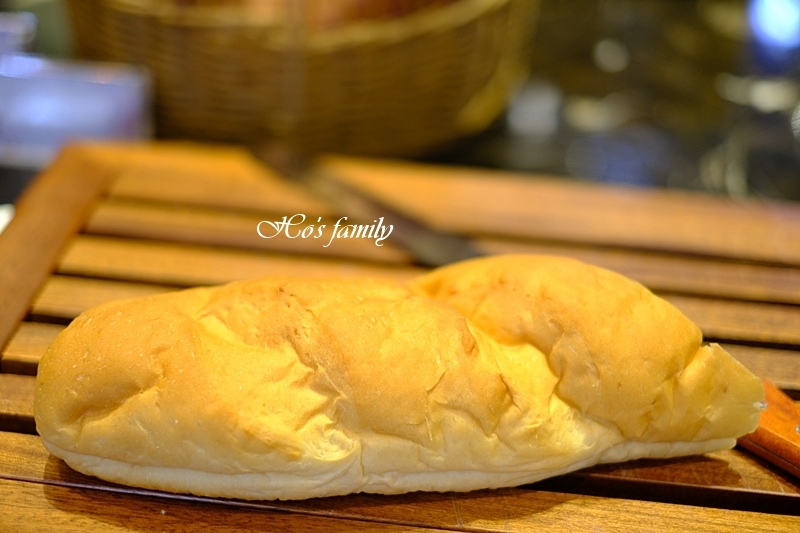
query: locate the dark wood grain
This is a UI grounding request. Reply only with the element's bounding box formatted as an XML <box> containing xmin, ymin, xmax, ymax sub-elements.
<box><xmin>0</xmin><ymin>146</ymin><xmax>114</xmax><ymax>351</ymax></box>
<box><xmin>0</xmin><ymin>322</ymin><xmax>63</xmax><ymax>375</ymax></box>
<box><xmin>666</xmin><ymin>295</ymin><xmax>800</xmax><ymax>346</ymax></box>
<box><xmin>0</xmin><ymin>374</ymin><xmax>35</xmax><ymax>434</ymax></box>
<box><xmin>538</xmin><ymin>448</ymin><xmax>800</xmax><ymax>516</ymax></box>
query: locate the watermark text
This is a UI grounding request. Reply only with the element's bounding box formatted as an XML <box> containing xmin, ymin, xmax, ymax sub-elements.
<box><xmin>257</xmin><ymin>214</ymin><xmax>393</xmax><ymax>247</ymax></box>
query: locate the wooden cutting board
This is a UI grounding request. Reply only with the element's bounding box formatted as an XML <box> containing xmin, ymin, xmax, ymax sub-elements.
<box><xmin>1</xmin><ymin>141</ymin><xmax>799</xmax><ymax>532</ymax></box>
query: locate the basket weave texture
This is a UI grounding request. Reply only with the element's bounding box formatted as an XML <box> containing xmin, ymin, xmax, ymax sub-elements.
<box><xmin>67</xmin><ymin>0</ymin><xmax>539</xmax><ymax>156</ymax></box>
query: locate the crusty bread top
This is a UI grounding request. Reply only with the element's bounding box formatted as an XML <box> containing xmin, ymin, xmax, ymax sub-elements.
<box><xmin>34</xmin><ymin>254</ymin><xmax>764</xmax><ymax>500</ymax></box>
<box><xmin>413</xmin><ymin>256</ymin><xmax>763</xmax><ymax>442</ymax></box>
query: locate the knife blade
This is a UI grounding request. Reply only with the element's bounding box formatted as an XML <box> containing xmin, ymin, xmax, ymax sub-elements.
<box><xmin>249</xmin><ymin>143</ymin><xmax>485</xmax><ymax>267</ymax></box>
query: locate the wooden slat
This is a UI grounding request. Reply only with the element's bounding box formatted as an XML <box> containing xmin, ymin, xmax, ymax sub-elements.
<box><xmin>2</xmin><ymin>433</ymin><xmax>798</xmax><ymax>532</ymax></box>
<box><xmin>0</xmin><ymin>322</ymin><xmax>63</xmax><ymax>375</ymax></box>
<box><xmin>589</xmin><ymin>447</ymin><xmax>800</xmax><ymax>499</ymax></box>
<box><xmin>57</xmin><ymin>235</ymin><xmax>421</xmax><ymax>287</ymax></box>
<box><xmin>325</xmin><ymin>157</ymin><xmax>800</xmax><ymax>265</ymax></box>
<box><xmin>30</xmin><ymin>276</ymin><xmax>175</xmax><ymax>320</ymax></box>
<box><xmin>104</xmin><ymin>143</ymin><xmax>330</xmax><ymax>216</ymax></box>
<box><xmin>667</xmin><ymin>295</ymin><xmax>800</xmax><ymax>346</ymax></box>
<box><xmin>478</xmin><ymin>237</ymin><xmax>800</xmax><ymax>304</ymax></box>
<box><xmin>85</xmin><ymin>198</ymin><xmax>411</xmax><ymax>264</ymax></box>
<box><xmin>538</xmin><ymin>451</ymin><xmax>800</xmax><ymax>517</ymax></box>
<box><xmin>0</xmin><ymin>374</ymin><xmax>35</xmax><ymax>434</ymax></box>
<box><xmin>0</xmin><ymin>146</ymin><xmax>114</xmax><ymax>350</ymax></box>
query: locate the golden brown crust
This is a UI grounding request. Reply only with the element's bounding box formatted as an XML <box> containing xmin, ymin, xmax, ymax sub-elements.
<box><xmin>411</xmin><ymin>255</ymin><xmax>763</xmax><ymax>443</ymax></box>
<box><xmin>34</xmin><ymin>255</ymin><xmax>764</xmax><ymax>500</ymax></box>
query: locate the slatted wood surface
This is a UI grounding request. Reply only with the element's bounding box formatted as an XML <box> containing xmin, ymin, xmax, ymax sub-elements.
<box><xmin>1</xmin><ymin>142</ymin><xmax>799</xmax><ymax>531</ymax></box>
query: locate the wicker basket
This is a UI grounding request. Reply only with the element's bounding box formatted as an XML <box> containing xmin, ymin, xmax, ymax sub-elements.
<box><xmin>67</xmin><ymin>0</ymin><xmax>540</xmax><ymax>157</ymax></box>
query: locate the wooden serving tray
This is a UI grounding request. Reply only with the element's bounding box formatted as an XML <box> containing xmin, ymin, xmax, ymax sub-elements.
<box><xmin>1</xmin><ymin>142</ymin><xmax>799</xmax><ymax>531</ymax></box>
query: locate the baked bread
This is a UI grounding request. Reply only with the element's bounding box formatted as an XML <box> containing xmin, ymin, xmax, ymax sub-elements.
<box><xmin>34</xmin><ymin>254</ymin><xmax>764</xmax><ymax>500</ymax></box>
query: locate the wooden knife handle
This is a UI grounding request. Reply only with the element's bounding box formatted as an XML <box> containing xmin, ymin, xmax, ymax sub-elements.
<box><xmin>738</xmin><ymin>379</ymin><xmax>800</xmax><ymax>479</ymax></box>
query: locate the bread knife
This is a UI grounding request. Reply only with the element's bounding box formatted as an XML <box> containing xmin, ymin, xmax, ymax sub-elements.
<box><xmin>249</xmin><ymin>143</ymin><xmax>485</xmax><ymax>267</ymax></box>
<box><xmin>738</xmin><ymin>379</ymin><xmax>800</xmax><ymax>479</ymax></box>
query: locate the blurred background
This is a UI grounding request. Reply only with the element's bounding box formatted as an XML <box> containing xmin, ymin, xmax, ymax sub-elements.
<box><xmin>2</xmin><ymin>0</ymin><xmax>800</xmax><ymax>218</ymax></box>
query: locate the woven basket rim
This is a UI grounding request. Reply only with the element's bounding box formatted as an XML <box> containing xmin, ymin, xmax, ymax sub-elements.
<box><xmin>100</xmin><ymin>0</ymin><xmax>517</xmax><ymax>49</ymax></box>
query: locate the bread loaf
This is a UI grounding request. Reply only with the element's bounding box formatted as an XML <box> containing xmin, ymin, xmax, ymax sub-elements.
<box><xmin>34</xmin><ymin>254</ymin><xmax>764</xmax><ymax>500</ymax></box>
